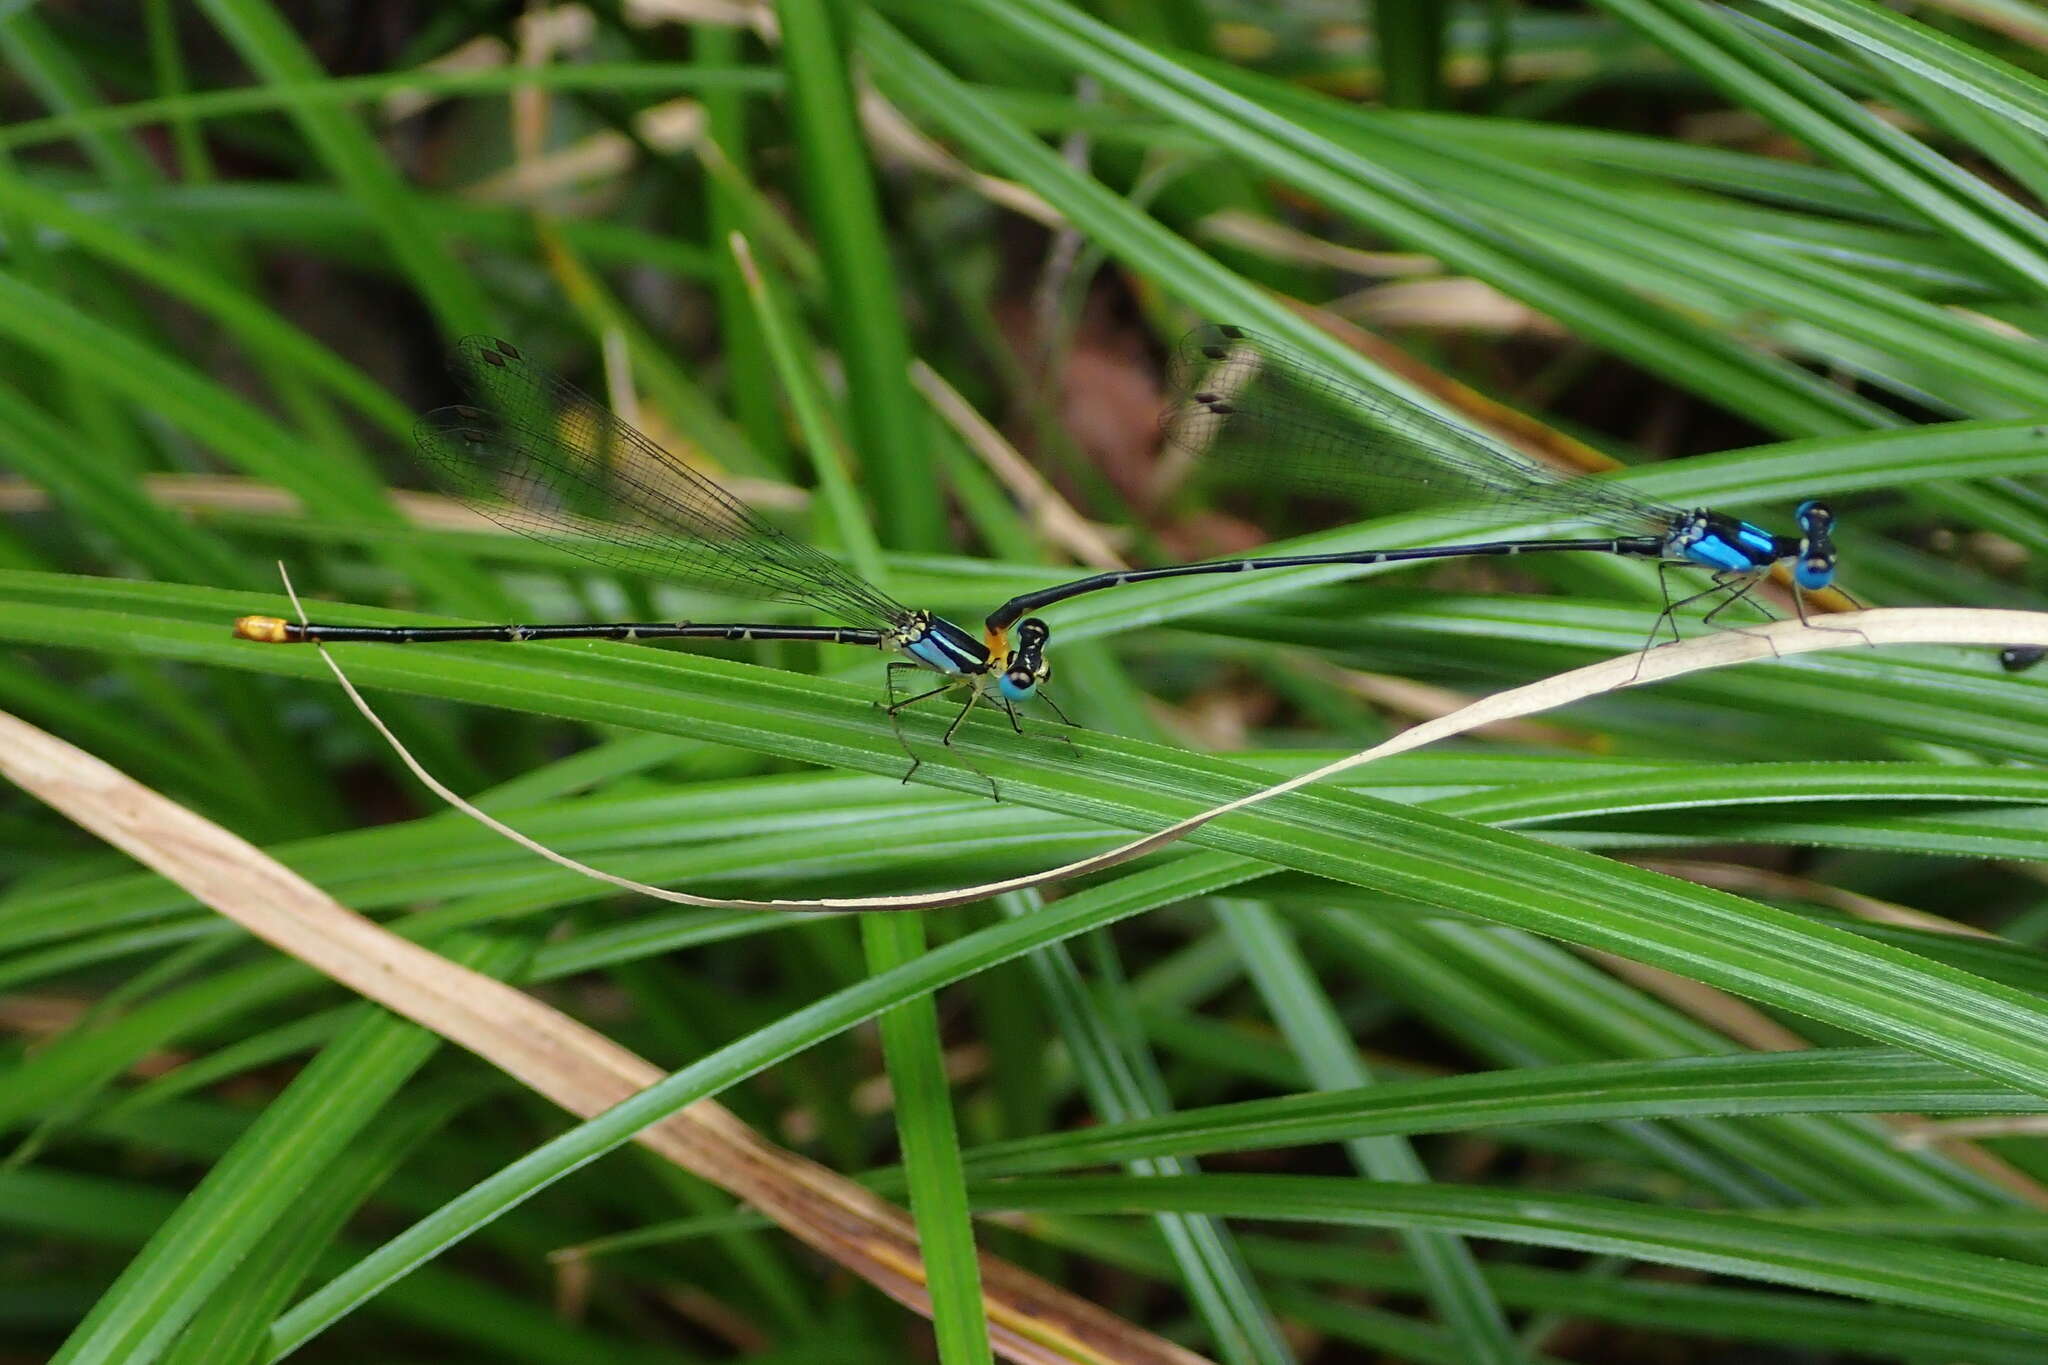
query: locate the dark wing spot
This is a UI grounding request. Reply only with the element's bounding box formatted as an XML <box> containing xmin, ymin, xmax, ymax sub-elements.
<box><xmin>1217</xmin><ymin>324</ymin><xmax>1246</xmax><ymax>339</ymax></box>
<box><xmin>1201</xmin><ymin>345</ymin><xmax>1226</xmax><ymax>360</ymax></box>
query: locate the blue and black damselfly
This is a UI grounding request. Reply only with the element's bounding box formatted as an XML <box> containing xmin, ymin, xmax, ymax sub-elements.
<box><xmin>234</xmin><ymin>337</ymin><xmax>1065</xmax><ymax>792</ymax></box>
<box><xmin>984</xmin><ymin>325</ymin><xmax>1845</xmax><ymax>663</ymax></box>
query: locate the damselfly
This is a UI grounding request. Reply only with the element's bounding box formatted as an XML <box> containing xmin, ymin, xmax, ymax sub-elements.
<box><xmin>984</xmin><ymin>325</ymin><xmax>1842</xmax><ymax>660</ymax></box>
<box><xmin>234</xmin><ymin>337</ymin><xmax>1064</xmax><ymax>792</ymax></box>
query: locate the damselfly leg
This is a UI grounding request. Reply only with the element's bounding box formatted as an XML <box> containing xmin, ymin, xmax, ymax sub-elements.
<box><xmin>1633</xmin><ymin>566</ymin><xmax>1773</xmax><ymax>679</ymax></box>
<box><xmin>1035</xmin><ymin>687</ymin><xmax>1078</xmax><ymax>729</ymax></box>
<box><xmin>883</xmin><ymin>663</ymin><xmax>1000</xmax><ymax>800</ymax></box>
<box><xmin>1788</xmin><ymin>583</ymin><xmax>1876</xmax><ymax>650</ymax></box>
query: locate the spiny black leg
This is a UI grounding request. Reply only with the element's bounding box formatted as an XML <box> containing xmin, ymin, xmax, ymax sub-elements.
<box><xmin>1672</xmin><ymin>570</ymin><xmax>1752</xmax><ymax>624</ymax></box>
<box><xmin>1700</xmin><ymin>574</ymin><xmax>1773</xmax><ymax>628</ymax></box>
<box><xmin>1029</xmin><ymin>688</ymin><xmax>1079</xmax><ymax>749</ymax></box>
<box><xmin>1652</xmin><ymin>561</ymin><xmax>1685</xmax><ymax>648</ymax></box>
<box><xmin>1634</xmin><ymin>568</ymin><xmax>1748</xmax><ymax>679</ymax></box>
<box><xmin>1632</xmin><ymin>562</ymin><xmax>1685</xmax><ymax>680</ymax></box>
<box><xmin>888</xmin><ymin>684</ymin><xmax>955</xmax><ymax>715</ymax></box>
<box><xmin>1700</xmin><ymin>574</ymin><xmax>1784</xmax><ymax>659</ymax></box>
<box><xmin>942</xmin><ymin>687</ymin><xmax>981</xmax><ymax>744</ymax></box>
<box><xmin>1000</xmin><ymin>693</ymin><xmax>1024</xmax><ymax>736</ymax></box>
<box><xmin>1632</xmin><ymin>562</ymin><xmax>1687</xmax><ymax>679</ymax></box>
<box><xmin>886</xmin><ymin>673</ymin><xmax>954</xmax><ymax>717</ymax></box>
<box><xmin>1793</xmin><ymin>585</ymin><xmax>1875</xmax><ymax>649</ymax></box>
<box><xmin>1038</xmin><ymin>687</ymin><xmax>1078</xmax><ymax>728</ymax></box>
<box><xmin>884</xmin><ymin>662</ymin><xmax>932</xmax><ymax>785</ymax></box>
<box><xmin>938</xmin><ymin>687</ymin><xmax>1000</xmax><ymax>802</ymax></box>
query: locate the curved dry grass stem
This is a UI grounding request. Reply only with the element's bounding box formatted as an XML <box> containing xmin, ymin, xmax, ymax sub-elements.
<box><xmin>277</xmin><ymin>557</ymin><xmax>2048</xmax><ymax>912</ymax></box>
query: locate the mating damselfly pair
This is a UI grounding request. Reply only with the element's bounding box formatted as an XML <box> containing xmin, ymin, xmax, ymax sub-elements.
<box><xmin>237</xmin><ymin>327</ymin><xmax>1881</xmax><ymax>787</ymax></box>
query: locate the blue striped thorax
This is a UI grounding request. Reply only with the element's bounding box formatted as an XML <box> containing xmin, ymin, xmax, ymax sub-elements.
<box><xmin>1667</xmin><ymin>510</ymin><xmax>1794</xmax><ymax>576</ymax></box>
<box><xmin>899</xmin><ymin>613</ymin><xmax>991</xmax><ymax>677</ymax></box>
<box><xmin>1793</xmin><ymin>500</ymin><xmax>1837</xmax><ymax>590</ymax></box>
<box><xmin>1664</xmin><ymin>505</ymin><xmax>1838</xmax><ymax>591</ymax></box>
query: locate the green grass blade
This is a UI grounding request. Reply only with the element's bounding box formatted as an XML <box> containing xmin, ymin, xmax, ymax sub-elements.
<box><xmin>1593</xmin><ymin>0</ymin><xmax>2048</xmax><ymax>293</ymax></box>
<box><xmin>778</xmin><ymin>0</ymin><xmax>945</xmax><ymax>550</ymax></box>
<box><xmin>48</xmin><ymin>933</ymin><xmax>532</xmax><ymax>1365</ymax></box>
<box><xmin>1216</xmin><ymin>903</ymin><xmax>1523</xmax><ymax>1364</ymax></box>
<box><xmin>859</xmin><ymin>914</ymin><xmax>993</xmax><ymax>1365</ymax></box>
<box><xmin>1753</xmin><ymin>0</ymin><xmax>2048</xmax><ymax>138</ymax></box>
<box><xmin>970</xmin><ymin>1173</ymin><xmax>2048</xmax><ymax>1331</ymax></box>
<box><xmin>195</xmin><ymin>0</ymin><xmax>490</xmax><ymax>333</ymax></box>
<box><xmin>876</xmin><ymin>3</ymin><xmax>1879</xmax><ymax>433</ymax></box>
<box><xmin>958</xmin><ymin>1049</ymin><xmax>2048</xmax><ymax>1175</ymax></box>
<box><xmin>10</xmin><ymin>574</ymin><xmax>2048</xmax><ymax>1105</ymax></box>
<box><xmin>268</xmin><ymin>855</ymin><xmax>1263</xmax><ymax>1353</ymax></box>
<box><xmin>1002</xmin><ymin>894</ymin><xmax>1294</xmax><ymax>1365</ymax></box>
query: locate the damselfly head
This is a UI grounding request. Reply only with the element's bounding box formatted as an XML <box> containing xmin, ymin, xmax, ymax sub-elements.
<box><xmin>999</xmin><ymin>617</ymin><xmax>1051</xmax><ymax>701</ymax></box>
<box><xmin>1793</xmin><ymin>500</ymin><xmax>1838</xmax><ymax>590</ymax></box>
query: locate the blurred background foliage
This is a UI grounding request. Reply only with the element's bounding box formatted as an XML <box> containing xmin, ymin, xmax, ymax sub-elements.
<box><xmin>6</xmin><ymin>1</ymin><xmax>2048</xmax><ymax>1362</ymax></box>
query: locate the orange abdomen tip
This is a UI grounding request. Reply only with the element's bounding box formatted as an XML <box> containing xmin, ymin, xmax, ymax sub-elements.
<box><xmin>233</xmin><ymin>615</ymin><xmax>297</xmax><ymax>643</ymax></box>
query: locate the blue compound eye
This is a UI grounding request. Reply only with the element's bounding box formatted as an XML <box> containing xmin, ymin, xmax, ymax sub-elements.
<box><xmin>998</xmin><ymin>670</ymin><xmax>1038</xmax><ymax>702</ymax></box>
<box><xmin>1792</xmin><ymin>501</ymin><xmax>1836</xmax><ymax>589</ymax></box>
